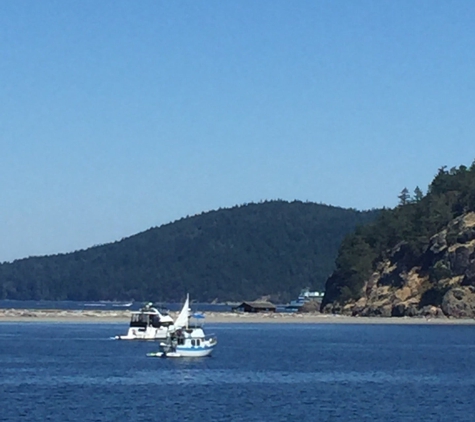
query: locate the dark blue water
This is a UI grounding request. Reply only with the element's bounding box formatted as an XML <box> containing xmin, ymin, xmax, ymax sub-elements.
<box><xmin>0</xmin><ymin>300</ymin><xmax>232</xmax><ymax>312</ymax></box>
<box><xmin>1</xmin><ymin>323</ymin><xmax>474</xmax><ymax>421</ymax></box>
<box><xmin>0</xmin><ymin>300</ymin><xmax>292</xmax><ymax>314</ymax></box>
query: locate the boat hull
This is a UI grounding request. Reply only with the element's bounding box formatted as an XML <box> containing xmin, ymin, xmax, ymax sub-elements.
<box><xmin>174</xmin><ymin>346</ymin><xmax>214</xmax><ymax>357</ymax></box>
<box><xmin>115</xmin><ymin>327</ymin><xmax>169</xmax><ymax>340</ymax></box>
<box><xmin>148</xmin><ymin>338</ymin><xmax>217</xmax><ymax>358</ymax></box>
<box><xmin>147</xmin><ymin>346</ymin><xmax>215</xmax><ymax>358</ymax></box>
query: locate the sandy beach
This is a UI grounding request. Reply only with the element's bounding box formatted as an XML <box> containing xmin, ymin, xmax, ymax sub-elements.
<box><xmin>1</xmin><ymin>308</ymin><xmax>475</xmax><ymax>324</ymax></box>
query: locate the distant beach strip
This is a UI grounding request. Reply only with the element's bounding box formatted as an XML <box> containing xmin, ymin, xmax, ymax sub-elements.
<box><xmin>1</xmin><ymin>309</ymin><xmax>475</xmax><ymax>324</ymax></box>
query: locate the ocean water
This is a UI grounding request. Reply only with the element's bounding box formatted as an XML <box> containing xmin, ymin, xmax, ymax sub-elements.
<box><xmin>0</xmin><ymin>300</ymin><xmax>232</xmax><ymax>312</ymax></box>
<box><xmin>1</xmin><ymin>322</ymin><xmax>475</xmax><ymax>421</ymax></box>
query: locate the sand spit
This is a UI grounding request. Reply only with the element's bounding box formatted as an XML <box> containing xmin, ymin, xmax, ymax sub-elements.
<box><xmin>1</xmin><ymin>308</ymin><xmax>475</xmax><ymax>324</ymax></box>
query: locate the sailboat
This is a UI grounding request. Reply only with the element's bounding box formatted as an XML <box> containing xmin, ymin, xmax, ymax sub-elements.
<box><xmin>147</xmin><ymin>294</ymin><xmax>217</xmax><ymax>358</ymax></box>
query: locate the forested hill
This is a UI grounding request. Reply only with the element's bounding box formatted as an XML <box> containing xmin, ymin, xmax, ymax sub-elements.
<box><xmin>321</xmin><ymin>162</ymin><xmax>475</xmax><ymax>318</ymax></box>
<box><xmin>0</xmin><ymin>200</ymin><xmax>378</xmax><ymax>303</ymax></box>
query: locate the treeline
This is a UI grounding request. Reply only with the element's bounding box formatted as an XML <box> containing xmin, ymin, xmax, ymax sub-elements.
<box><xmin>0</xmin><ymin>200</ymin><xmax>378</xmax><ymax>303</ymax></box>
<box><xmin>322</xmin><ymin>161</ymin><xmax>475</xmax><ymax>307</ymax></box>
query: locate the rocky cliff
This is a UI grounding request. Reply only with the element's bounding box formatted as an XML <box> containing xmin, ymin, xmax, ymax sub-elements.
<box><xmin>322</xmin><ymin>212</ymin><xmax>475</xmax><ymax>318</ymax></box>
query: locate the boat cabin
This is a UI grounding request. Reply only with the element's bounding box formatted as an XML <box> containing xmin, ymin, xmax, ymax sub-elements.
<box><xmin>129</xmin><ymin>304</ymin><xmax>174</xmax><ymax>329</ymax></box>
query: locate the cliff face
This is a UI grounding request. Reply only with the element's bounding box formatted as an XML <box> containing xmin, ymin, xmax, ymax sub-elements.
<box><xmin>322</xmin><ymin>212</ymin><xmax>475</xmax><ymax>318</ymax></box>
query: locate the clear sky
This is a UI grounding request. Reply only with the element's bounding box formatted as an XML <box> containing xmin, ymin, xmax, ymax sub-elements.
<box><xmin>1</xmin><ymin>0</ymin><xmax>474</xmax><ymax>263</ymax></box>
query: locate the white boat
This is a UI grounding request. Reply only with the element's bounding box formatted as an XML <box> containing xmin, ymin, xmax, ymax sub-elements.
<box><xmin>112</xmin><ymin>301</ymin><xmax>133</xmax><ymax>308</ymax></box>
<box><xmin>285</xmin><ymin>289</ymin><xmax>324</xmax><ymax>311</ymax></box>
<box><xmin>147</xmin><ymin>295</ymin><xmax>217</xmax><ymax>358</ymax></box>
<box><xmin>114</xmin><ymin>302</ymin><xmax>174</xmax><ymax>340</ymax></box>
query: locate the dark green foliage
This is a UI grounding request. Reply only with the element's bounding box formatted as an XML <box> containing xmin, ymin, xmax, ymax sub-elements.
<box><xmin>445</xmin><ymin>224</ymin><xmax>459</xmax><ymax>246</ymax></box>
<box><xmin>413</xmin><ymin>186</ymin><xmax>424</xmax><ymax>202</ymax></box>
<box><xmin>0</xmin><ymin>201</ymin><xmax>378</xmax><ymax>303</ymax></box>
<box><xmin>429</xmin><ymin>261</ymin><xmax>452</xmax><ymax>283</ymax></box>
<box><xmin>398</xmin><ymin>187</ymin><xmax>410</xmax><ymax>206</ymax></box>
<box><xmin>419</xmin><ymin>285</ymin><xmax>449</xmax><ymax>308</ymax></box>
<box><xmin>323</xmin><ymin>161</ymin><xmax>475</xmax><ymax>307</ymax></box>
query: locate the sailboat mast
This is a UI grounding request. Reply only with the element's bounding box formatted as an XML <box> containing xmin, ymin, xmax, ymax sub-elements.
<box><xmin>186</xmin><ymin>293</ymin><xmax>189</xmax><ymax>329</ymax></box>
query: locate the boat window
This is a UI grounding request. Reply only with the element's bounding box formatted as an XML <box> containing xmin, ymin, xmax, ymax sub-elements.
<box><xmin>196</xmin><ymin>339</ymin><xmax>201</xmax><ymax>346</ymax></box>
<box><xmin>191</xmin><ymin>340</ymin><xmax>195</xmax><ymax>346</ymax></box>
<box><xmin>129</xmin><ymin>314</ymin><xmax>149</xmax><ymax>328</ymax></box>
<box><xmin>150</xmin><ymin>315</ymin><xmax>161</xmax><ymax>328</ymax></box>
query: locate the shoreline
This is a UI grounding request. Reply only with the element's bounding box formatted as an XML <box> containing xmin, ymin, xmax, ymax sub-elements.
<box><xmin>1</xmin><ymin>309</ymin><xmax>475</xmax><ymax>325</ymax></box>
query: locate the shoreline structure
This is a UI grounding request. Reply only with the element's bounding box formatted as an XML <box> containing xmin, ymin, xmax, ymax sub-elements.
<box><xmin>1</xmin><ymin>308</ymin><xmax>475</xmax><ymax>324</ymax></box>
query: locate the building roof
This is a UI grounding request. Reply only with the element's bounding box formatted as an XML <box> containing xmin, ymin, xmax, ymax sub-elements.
<box><xmin>234</xmin><ymin>301</ymin><xmax>276</xmax><ymax>309</ymax></box>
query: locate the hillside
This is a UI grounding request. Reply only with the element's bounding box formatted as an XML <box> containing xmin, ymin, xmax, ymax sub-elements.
<box><xmin>0</xmin><ymin>200</ymin><xmax>378</xmax><ymax>303</ymax></box>
<box><xmin>321</xmin><ymin>162</ymin><xmax>475</xmax><ymax>318</ymax></box>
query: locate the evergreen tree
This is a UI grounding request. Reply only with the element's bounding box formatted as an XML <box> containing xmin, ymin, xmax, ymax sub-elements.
<box><xmin>413</xmin><ymin>186</ymin><xmax>424</xmax><ymax>202</ymax></box>
<box><xmin>398</xmin><ymin>187</ymin><xmax>410</xmax><ymax>206</ymax></box>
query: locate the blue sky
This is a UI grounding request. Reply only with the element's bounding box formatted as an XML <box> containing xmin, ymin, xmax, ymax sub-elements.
<box><xmin>1</xmin><ymin>0</ymin><xmax>474</xmax><ymax>262</ymax></box>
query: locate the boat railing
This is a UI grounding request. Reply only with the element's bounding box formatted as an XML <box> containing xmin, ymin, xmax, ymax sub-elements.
<box><xmin>204</xmin><ymin>333</ymin><xmax>216</xmax><ymax>340</ymax></box>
